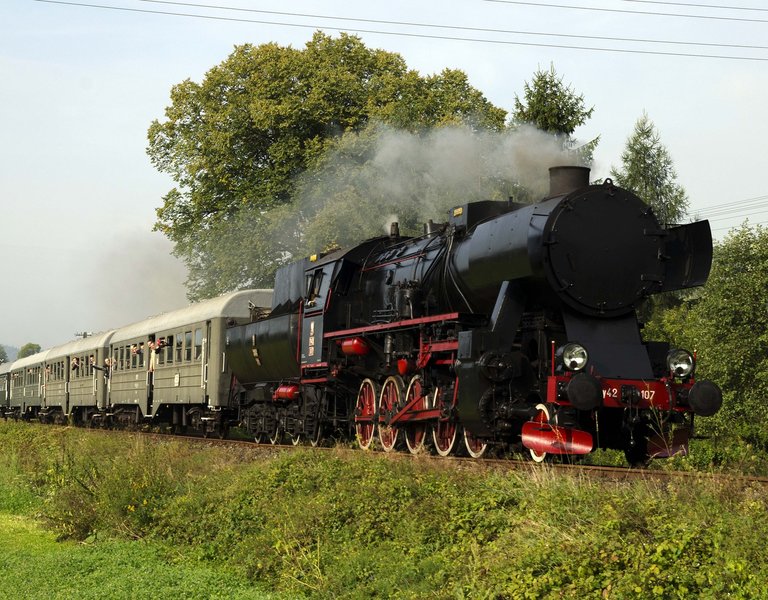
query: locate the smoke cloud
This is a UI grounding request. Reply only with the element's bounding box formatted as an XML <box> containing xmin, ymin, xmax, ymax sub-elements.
<box><xmin>85</xmin><ymin>230</ymin><xmax>189</xmax><ymax>331</ymax></box>
<box><xmin>287</xmin><ymin>123</ymin><xmax>586</xmax><ymax>253</ymax></box>
<box><xmin>200</xmin><ymin>122</ymin><xmax>589</xmax><ymax>290</ymax></box>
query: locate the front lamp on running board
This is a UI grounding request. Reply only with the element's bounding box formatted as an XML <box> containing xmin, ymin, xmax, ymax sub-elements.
<box><xmin>667</xmin><ymin>349</ymin><xmax>695</xmax><ymax>378</ymax></box>
<box><xmin>558</xmin><ymin>343</ymin><xmax>589</xmax><ymax>372</ymax></box>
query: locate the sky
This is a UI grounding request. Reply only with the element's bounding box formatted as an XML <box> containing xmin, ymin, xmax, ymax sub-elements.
<box><xmin>1</xmin><ymin>0</ymin><xmax>767</xmax><ymax>349</ymax></box>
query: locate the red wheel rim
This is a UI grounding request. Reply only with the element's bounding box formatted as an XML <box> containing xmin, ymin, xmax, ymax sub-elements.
<box><xmin>405</xmin><ymin>376</ymin><xmax>428</xmax><ymax>454</ymax></box>
<box><xmin>463</xmin><ymin>429</ymin><xmax>488</xmax><ymax>458</ymax></box>
<box><xmin>529</xmin><ymin>404</ymin><xmax>550</xmax><ymax>463</ymax></box>
<box><xmin>378</xmin><ymin>376</ymin><xmax>402</xmax><ymax>452</ymax></box>
<box><xmin>355</xmin><ymin>379</ymin><xmax>377</xmax><ymax>450</ymax></box>
<box><xmin>432</xmin><ymin>384</ymin><xmax>458</xmax><ymax>457</ymax></box>
<box><xmin>433</xmin><ymin>418</ymin><xmax>458</xmax><ymax>456</ymax></box>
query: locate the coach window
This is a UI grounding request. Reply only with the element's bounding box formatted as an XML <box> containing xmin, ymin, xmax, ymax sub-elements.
<box><xmin>164</xmin><ymin>336</ymin><xmax>174</xmax><ymax>364</ymax></box>
<box><xmin>184</xmin><ymin>331</ymin><xmax>192</xmax><ymax>362</ymax></box>
<box><xmin>194</xmin><ymin>329</ymin><xmax>202</xmax><ymax>360</ymax></box>
<box><xmin>157</xmin><ymin>340</ymin><xmax>165</xmax><ymax>366</ymax></box>
<box><xmin>175</xmin><ymin>334</ymin><xmax>182</xmax><ymax>363</ymax></box>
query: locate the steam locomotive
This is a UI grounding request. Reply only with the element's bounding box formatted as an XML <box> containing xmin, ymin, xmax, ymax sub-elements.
<box><xmin>227</xmin><ymin>166</ymin><xmax>722</xmax><ymax>464</ymax></box>
<box><xmin>0</xmin><ymin>165</ymin><xmax>721</xmax><ymax>465</ymax></box>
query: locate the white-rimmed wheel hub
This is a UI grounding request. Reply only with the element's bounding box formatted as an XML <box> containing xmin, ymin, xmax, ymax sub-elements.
<box><xmin>529</xmin><ymin>403</ymin><xmax>551</xmax><ymax>463</ymax></box>
<box><xmin>463</xmin><ymin>428</ymin><xmax>488</xmax><ymax>458</ymax></box>
<box><xmin>404</xmin><ymin>376</ymin><xmax>429</xmax><ymax>455</ymax></box>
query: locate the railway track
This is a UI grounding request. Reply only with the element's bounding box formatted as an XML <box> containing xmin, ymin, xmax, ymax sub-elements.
<box><xmin>72</xmin><ymin>424</ymin><xmax>768</xmax><ymax>489</ymax></box>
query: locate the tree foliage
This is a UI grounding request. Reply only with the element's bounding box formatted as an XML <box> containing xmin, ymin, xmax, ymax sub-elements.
<box><xmin>17</xmin><ymin>343</ymin><xmax>41</xmax><ymax>359</ymax></box>
<box><xmin>0</xmin><ymin>346</ymin><xmax>7</xmax><ymax>364</ymax></box>
<box><xmin>511</xmin><ymin>64</ymin><xmax>597</xmax><ymax>160</ymax></box>
<box><xmin>610</xmin><ymin>112</ymin><xmax>688</xmax><ymax>226</ymax></box>
<box><xmin>148</xmin><ymin>32</ymin><xmax>506</xmax><ymax>300</ymax></box>
<box><xmin>644</xmin><ymin>225</ymin><xmax>768</xmax><ymax>445</ymax></box>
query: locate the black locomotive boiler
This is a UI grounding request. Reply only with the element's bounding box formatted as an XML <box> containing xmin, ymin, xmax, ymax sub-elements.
<box><xmin>226</xmin><ymin>166</ymin><xmax>722</xmax><ymax>463</ymax></box>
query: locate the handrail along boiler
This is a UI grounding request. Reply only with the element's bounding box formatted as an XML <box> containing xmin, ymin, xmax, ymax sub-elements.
<box><xmin>227</xmin><ymin>165</ymin><xmax>722</xmax><ymax>462</ymax></box>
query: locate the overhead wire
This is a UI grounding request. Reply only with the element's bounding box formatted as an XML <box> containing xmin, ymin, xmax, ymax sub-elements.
<box><xmin>696</xmin><ymin>194</ymin><xmax>768</xmax><ymax>233</ymax></box>
<box><xmin>33</xmin><ymin>0</ymin><xmax>768</xmax><ymax>61</ymax></box>
<box><xmin>623</xmin><ymin>1</ymin><xmax>768</xmax><ymax>13</ymax></box>
<box><xmin>482</xmin><ymin>0</ymin><xmax>768</xmax><ymax>24</ymax></box>
<box><xmin>129</xmin><ymin>0</ymin><xmax>768</xmax><ymax>52</ymax></box>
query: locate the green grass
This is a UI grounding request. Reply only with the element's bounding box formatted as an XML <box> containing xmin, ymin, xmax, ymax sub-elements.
<box><xmin>0</xmin><ymin>513</ymin><xmax>275</xmax><ymax>600</ymax></box>
<box><xmin>2</xmin><ymin>422</ymin><xmax>768</xmax><ymax>598</ymax></box>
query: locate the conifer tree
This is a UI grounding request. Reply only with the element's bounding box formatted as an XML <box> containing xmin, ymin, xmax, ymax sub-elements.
<box><xmin>610</xmin><ymin>112</ymin><xmax>688</xmax><ymax>226</ymax></box>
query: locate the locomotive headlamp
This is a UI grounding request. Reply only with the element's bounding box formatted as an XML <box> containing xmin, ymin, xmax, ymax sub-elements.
<box><xmin>667</xmin><ymin>349</ymin><xmax>695</xmax><ymax>378</ymax></box>
<box><xmin>559</xmin><ymin>343</ymin><xmax>589</xmax><ymax>371</ymax></box>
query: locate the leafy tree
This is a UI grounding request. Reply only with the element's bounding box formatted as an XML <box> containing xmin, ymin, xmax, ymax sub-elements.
<box><xmin>511</xmin><ymin>64</ymin><xmax>597</xmax><ymax>159</ymax></box>
<box><xmin>0</xmin><ymin>346</ymin><xmax>7</xmax><ymax>364</ymax></box>
<box><xmin>682</xmin><ymin>225</ymin><xmax>768</xmax><ymax>445</ymax></box>
<box><xmin>149</xmin><ymin>32</ymin><xmax>506</xmax><ymax>300</ymax></box>
<box><xmin>610</xmin><ymin>112</ymin><xmax>688</xmax><ymax>226</ymax></box>
<box><xmin>17</xmin><ymin>343</ymin><xmax>41</xmax><ymax>359</ymax></box>
<box><xmin>644</xmin><ymin>224</ymin><xmax>768</xmax><ymax>449</ymax></box>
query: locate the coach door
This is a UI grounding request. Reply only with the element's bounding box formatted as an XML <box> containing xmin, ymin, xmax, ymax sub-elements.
<box><xmin>200</xmin><ymin>322</ymin><xmax>210</xmax><ymax>401</ymax></box>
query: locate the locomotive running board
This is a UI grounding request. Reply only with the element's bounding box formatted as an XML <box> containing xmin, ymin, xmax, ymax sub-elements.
<box><xmin>521</xmin><ymin>422</ymin><xmax>593</xmax><ymax>456</ymax></box>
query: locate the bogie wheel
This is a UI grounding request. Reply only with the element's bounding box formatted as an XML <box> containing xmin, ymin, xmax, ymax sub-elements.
<box><xmin>404</xmin><ymin>375</ymin><xmax>430</xmax><ymax>455</ymax></box>
<box><xmin>529</xmin><ymin>404</ymin><xmax>552</xmax><ymax>463</ymax></box>
<box><xmin>378</xmin><ymin>375</ymin><xmax>404</xmax><ymax>452</ymax></box>
<box><xmin>432</xmin><ymin>386</ymin><xmax>459</xmax><ymax>457</ymax></box>
<box><xmin>355</xmin><ymin>379</ymin><xmax>379</xmax><ymax>450</ymax></box>
<box><xmin>463</xmin><ymin>428</ymin><xmax>489</xmax><ymax>458</ymax></box>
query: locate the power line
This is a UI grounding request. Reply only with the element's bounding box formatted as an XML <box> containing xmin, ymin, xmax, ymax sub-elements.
<box><xmin>702</xmin><ymin>193</ymin><xmax>768</xmax><ymax>209</ymax></box>
<box><xmin>482</xmin><ymin>0</ymin><xmax>768</xmax><ymax>24</ymax></box>
<box><xmin>624</xmin><ymin>1</ymin><xmax>768</xmax><ymax>13</ymax></box>
<box><xmin>698</xmin><ymin>194</ymin><xmax>768</xmax><ymax>216</ymax></box>
<box><xmin>133</xmin><ymin>0</ymin><xmax>768</xmax><ymax>52</ymax></box>
<box><xmin>33</xmin><ymin>0</ymin><xmax>768</xmax><ymax>62</ymax></box>
<box><xmin>711</xmin><ymin>220</ymin><xmax>767</xmax><ymax>232</ymax></box>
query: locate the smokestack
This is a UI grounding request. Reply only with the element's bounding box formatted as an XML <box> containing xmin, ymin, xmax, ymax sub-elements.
<box><xmin>390</xmin><ymin>222</ymin><xmax>400</xmax><ymax>238</ymax></box>
<box><xmin>549</xmin><ymin>166</ymin><xmax>591</xmax><ymax>197</ymax></box>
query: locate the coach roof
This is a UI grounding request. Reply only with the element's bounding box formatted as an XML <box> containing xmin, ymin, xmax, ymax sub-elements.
<box><xmin>110</xmin><ymin>289</ymin><xmax>273</xmax><ymax>345</ymax></box>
